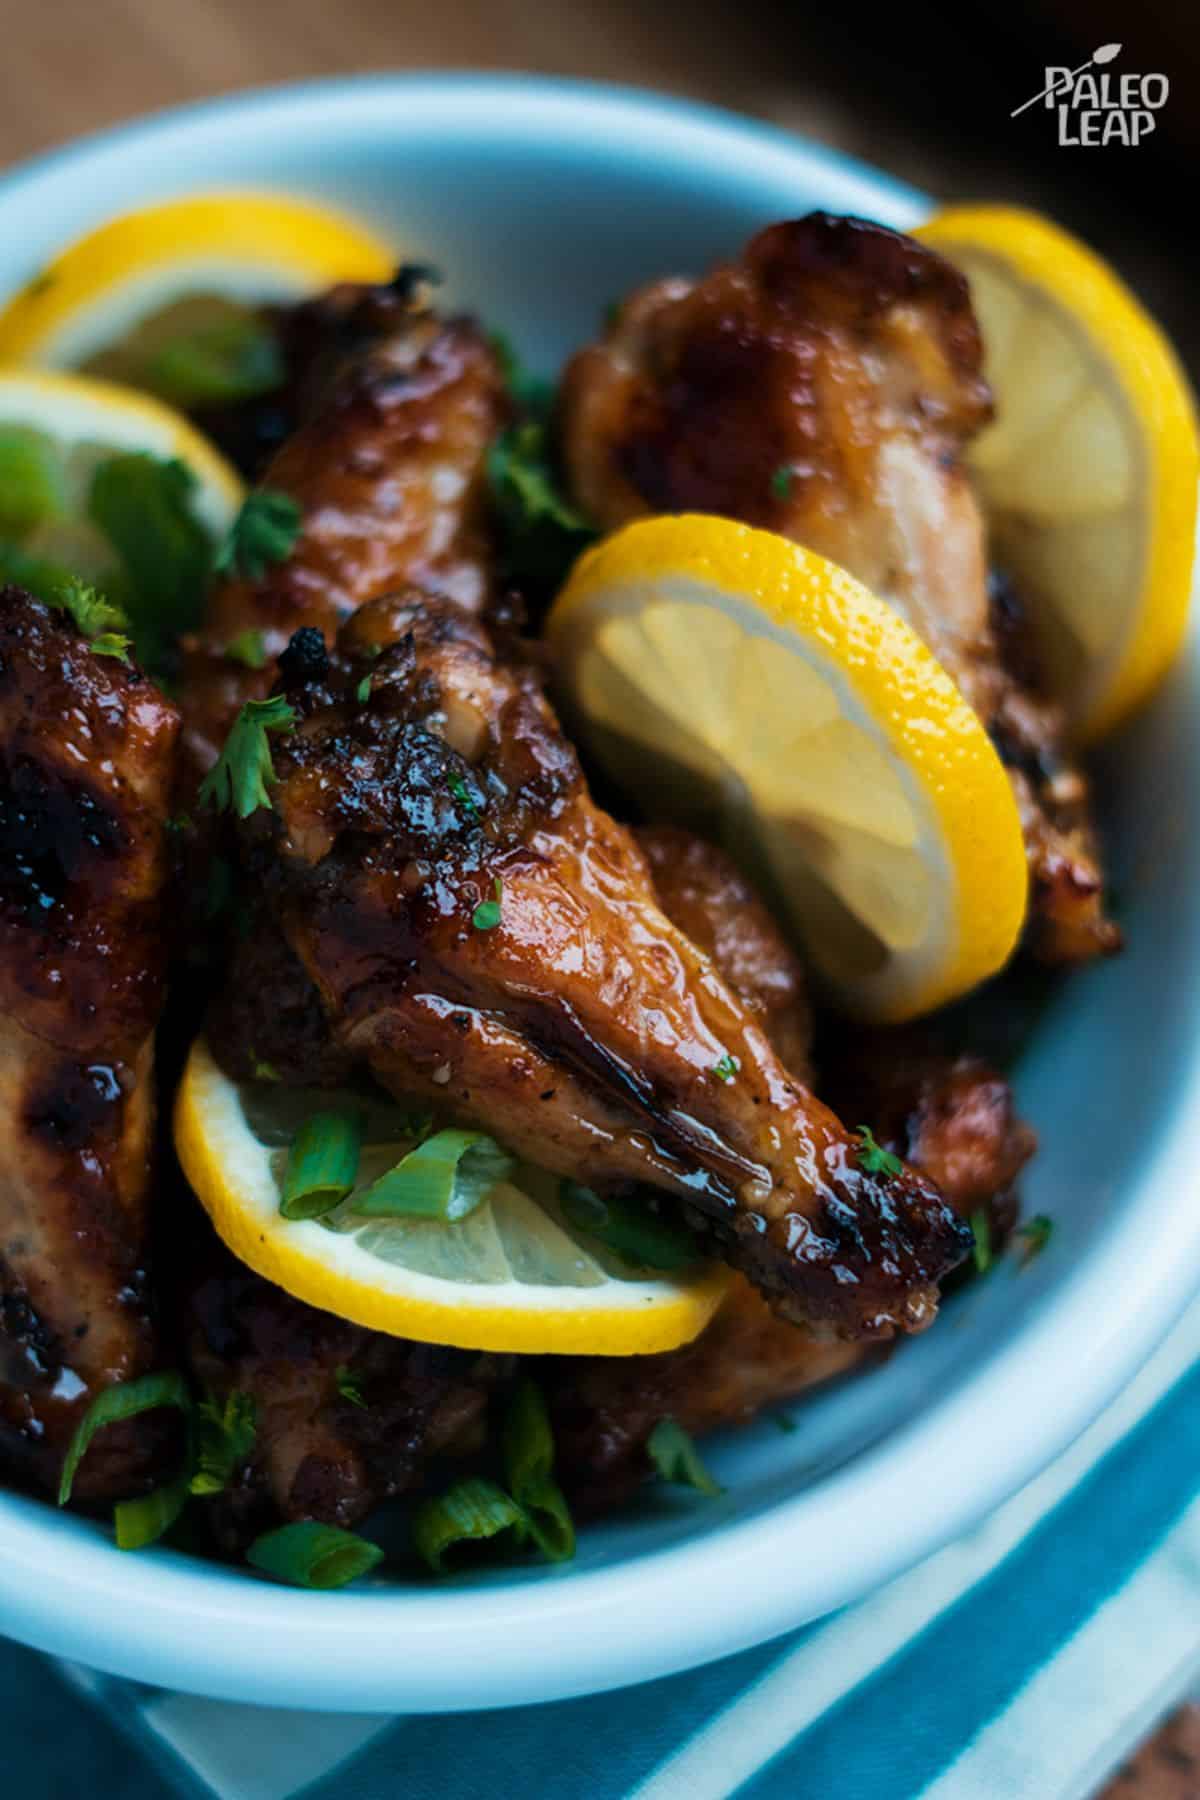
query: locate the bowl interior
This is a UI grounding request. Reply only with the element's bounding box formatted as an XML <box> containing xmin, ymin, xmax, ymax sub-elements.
<box><xmin>0</xmin><ymin>75</ymin><xmax>1198</xmax><ymax>1713</ymax></box>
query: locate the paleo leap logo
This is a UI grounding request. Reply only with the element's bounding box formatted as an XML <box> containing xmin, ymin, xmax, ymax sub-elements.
<box><xmin>1012</xmin><ymin>43</ymin><xmax>1168</xmax><ymax>145</ymax></box>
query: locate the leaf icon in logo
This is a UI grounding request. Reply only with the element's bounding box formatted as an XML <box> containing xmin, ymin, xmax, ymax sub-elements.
<box><xmin>1094</xmin><ymin>43</ymin><xmax>1122</xmax><ymax>63</ymax></box>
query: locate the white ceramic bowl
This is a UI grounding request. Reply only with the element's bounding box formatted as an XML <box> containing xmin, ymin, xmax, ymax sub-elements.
<box><xmin>0</xmin><ymin>74</ymin><xmax>1197</xmax><ymax>1714</ymax></box>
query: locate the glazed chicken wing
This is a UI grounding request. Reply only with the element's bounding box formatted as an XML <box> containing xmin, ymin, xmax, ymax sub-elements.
<box><xmin>560</xmin><ymin>213</ymin><xmax>1119</xmax><ymax>964</ymax></box>
<box><xmin>0</xmin><ymin>588</ymin><xmax>178</xmax><ymax>1499</ymax></box>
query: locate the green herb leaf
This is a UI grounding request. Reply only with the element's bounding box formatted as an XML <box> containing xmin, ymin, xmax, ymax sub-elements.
<box><xmin>189</xmin><ymin>1391</ymin><xmax>257</xmax><ymax>1496</ymax></box>
<box><xmin>412</xmin><ymin>1477</ymin><xmax>528</xmax><ymax>1575</ymax></box>
<box><xmin>250</xmin><ymin>1053</ymin><xmax>281</xmax><ymax>1083</ymax></box>
<box><xmin>215</xmin><ymin>489</ymin><xmax>302</xmax><ymax>582</ymax></box>
<box><xmin>356</xmin><ymin>674</ymin><xmax>372</xmax><ymax>703</ymax></box>
<box><xmin>51</xmin><ymin>577</ymin><xmax>129</xmax><ymax>640</ymax></box>
<box><xmin>647</xmin><ymin>1418</ymin><xmax>723</xmax><ymax>1497</ymax></box>
<box><xmin>472</xmin><ymin>876</ymin><xmax>503</xmax><ymax>931</ymax></box>
<box><xmin>0</xmin><ymin>538</ymin><xmax>80</xmax><ymax>602</ymax></box>
<box><xmin>335</xmin><ymin>1367</ymin><xmax>367</xmax><ymax>1410</ymax></box>
<box><xmin>559</xmin><ymin>1181</ymin><xmax>700</xmax><ymax>1272</ymax></box>
<box><xmin>1015</xmin><ymin>1212</ymin><xmax>1053</xmax><ymax>1265</ymax></box>
<box><xmin>58</xmin><ymin>1370</ymin><xmax>191</xmax><ymax>1507</ymax></box>
<box><xmin>280</xmin><ymin>1110</ymin><xmax>364</xmax><ymax>1220</ymax></box>
<box><xmin>352</xmin><ymin>1129</ymin><xmax>513</xmax><ymax>1223</ymax></box>
<box><xmin>143</xmin><ymin>313</ymin><xmax>284</xmax><ymax>408</ymax></box>
<box><xmin>489</xmin><ymin>332</ymin><xmax>554</xmax><ymax>415</ymax></box>
<box><xmin>114</xmin><ymin>1475</ymin><xmax>192</xmax><ymax>1551</ymax></box>
<box><xmin>224</xmin><ymin>627</ymin><xmax>267</xmax><ymax>669</ymax></box>
<box><xmin>971</xmin><ymin>1207</ymin><xmax>993</xmax><ymax>1274</ymax></box>
<box><xmin>712</xmin><ymin>1053</ymin><xmax>738</xmax><ymax>1084</ymax></box>
<box><xmin>487</xmin><ymin>419</ymin><xmax>596</xmax><ymax>593</ymax></box>
<box><xmin>247</xmin><ymin>1520</ymin><xmax>384</xmax><ymax>1590</ymax></box>
<box><xmin>770</xmin><ymin>465</ymin><xmax>794</xmax><ymax>501</ymax></box>
<box><xmin>856</xmin><ymin>1125</ymin><xmax>905</xmax><ymax>1179</ymax></box>
<box><xmin>502</xmin><ymin>1378</ymin><xmax>575</xmax><ymax>1563</ymax></box>
<box><xmin>0</xmin><ymin>424</ymin><xmax>65</xmax><ymax>535</ymax></box>
<box><xmin>91</xmin><ymin>632</ymin><xmax>132</xmax><ymax>662</ymax></box>
<box><xmin>88</xmin><ymin>452</ymin><xmax>215</xmax><ymax>672</ymax></box>
<box><xmin>198</xmin><ymin>693</ymin><xmax>296</xmax><ymax>818</ymax></box>
<box><xmin>447</xmin><ymin>768</ymin><xmax>483</xmax><ymax>822</ymax></box>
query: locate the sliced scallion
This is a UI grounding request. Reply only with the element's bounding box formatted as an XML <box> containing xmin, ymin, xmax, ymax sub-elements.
<box><xmin>647</xmin><ymin>1418</ymin><xmax>723</xmax><ymax>1498</ymax></box>
<box><xmin>246</xmin><ymin>1521</ymin><xmax>384</xmax><ymax>1590</ymax></box>
<box><xmin>352</xmin><ymin>1129</ymin><xmax>513</xmax><ymax>1223</ymax></box>
<box><xmin>559</xmin><ymin>1181</ymin><xmax>699</xmax><ymax>1272</ymax></box>
<box><xmin>280</xmin><ymin>1111</ymin><xmax>364</xmax><ymax>1220</ymax></box>
<box><xmin>58</xmin><ymin>1370</ymin><xmax>190</xmax><ymax>1507</ymax></box>
<box><xmin>503</xmin><ymin>1379</ymin><xmax>575</xmax><ymax>1563</ymax></box>
<box><xmin>412</xmin><ymin>1477</ymin><xmax>528</xmax><ymax>1575</ymax></box>
<box><xmin>114</xmin><ymin>1475</ymin><xmax>191</xmax><ymax>1551</ymax></box>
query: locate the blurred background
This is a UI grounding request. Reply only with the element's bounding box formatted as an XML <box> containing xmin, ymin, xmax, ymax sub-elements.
<box><xmin>5</xmin><ymin>0</ymin><xmax>1197</xmax><ymax>373</ymax></box>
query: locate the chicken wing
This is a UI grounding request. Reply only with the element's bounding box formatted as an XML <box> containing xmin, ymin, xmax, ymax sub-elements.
<box><xmin>560</xmin><ymin>213</ymin><xmax>1119</xmax><ymax>964</ymax></box>
<box><xmin>0</xmin><ymin>588</ymin><xmax>178</xmax><ymax>1499</ymax></box>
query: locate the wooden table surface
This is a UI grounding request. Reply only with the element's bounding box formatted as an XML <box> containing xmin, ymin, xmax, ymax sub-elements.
<box><xmin>2</xmin><ymin>3</ymin><xmax>1196</xmax><ymax>1792</ymax></box>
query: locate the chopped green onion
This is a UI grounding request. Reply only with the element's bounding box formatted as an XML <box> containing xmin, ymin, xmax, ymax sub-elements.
<box><xmin>0</xmin><ymin>424</ymin><xmax>64</xmax><ymax>535</ymax></box>
<box><xmin>352</xmin><ymin>1129</ymin><xmax>513</xmax><ymax>1223</ymax></box>
<box><xmin>356</xmin><ymin>674</ymin><xmax>372</xmax><ymax>703</ymax></box>
<box><xmin>559</xmin><ymin>1181</ymin><xmax>700</xmax><ymax>1272</ymax></box>
<box><xmin>856</xmin><ymin>1125</ymin><xmax>905</xmax><ymax>1180</ymax></box>
<box><xmin>503</xmin><ymin>1378</ymin><xmax>575</xmax><ymax>1563</ymax></box>
<box><xmin>647</xmin><ymin>1418</ymin><xmax>723</xmax><ymax>1497</ymax></box>
<box><xmin>189</xmin><ymin>1391</ymin><xmax>257</xmax><ymax>1496</ymax></box>
<box><xmin>711</xmin><ymin>1053</ymin><xmax>738</xmax><ymax>1084</ymax></box>
<box><xmin>335</xmin><ymin>1367</ymin><xmax>367</xmax><ymax>1410</ymax></box>
<box><xmin>247</xmin><ymin>1520</ymin><xmax>384</xmax><ymax>1590</ymax></box>
<box><xmin>144</xmin><ymin>313</ymin><xmax>284</xmax><ymax>408</ymax></box>
<box><xmin>225</xmin><ymin>627</ymin><xmax>267</xmax><ymax>669</ymax></box>
<box><xmin>412</xmin><ymin>1477</ymin><xmax>528</xmax><ymax>1575</ymax></box>
<box><xmin>280</xmin><ymin>1111</ymin><xmax>364</xmax><ymax>1220</ymax></box>
<box><xmin>58</xmin><ymin>1370</ymin><xmax>190</xmax><ymax>1506</ymax></box>
<box><xmin>971</xmin><ymin>1207</ymin><xmax>993</xmax><ymax>1274</ymax></box>
<box><xmin>215</xmin><ymin>489</ymin><xmax>302</xmax><ymax>582</ymax></box>
<box><xmin>114</xmin><ymin>1475</ymin><xmax>191</xmax><ymax>1551</ymax></box>
<box><xmin>472</xmin><ymin>876</ymin><xmax>503</xmax><ymax>931</ymax></box>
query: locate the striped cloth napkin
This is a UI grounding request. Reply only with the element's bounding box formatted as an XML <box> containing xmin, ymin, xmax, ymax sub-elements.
<box><xmin>10</xmin><ymin>1290</ymin><xmax>1197</xmax><ymax>1800</ymax></box>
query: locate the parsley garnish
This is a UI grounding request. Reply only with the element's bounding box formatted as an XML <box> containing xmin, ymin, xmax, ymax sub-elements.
<box><xmin>189</xmin><ymin>1392</ymin><xmax>257</xmax><ymax>1497</ymax></box>
<box><xmin>472</xmin><ymin>876</ymin><xmax>504</xmax><ymax>931</ymax></box>
<box><xmin>198</xmin><ymin>694</ymin><xmax>296</xmax><ymax>818</ymax></box>
<box><xmin>215</xmin><ymin>490</ymin><xmax>302</xmax><ymax>582</ymax></box>
<box><xmin>447</xmin><ymin>769</ymin><xmax>482</xmax><ymax>823</ymax></box>
<box><xmin>224</xmin><ymin>627</ymin><xmax>267</xmax><ymax>669</ymax></box>
<box><xmin>51</xmin><ymin>577</ymin><xmax>128</xmax><ymax>641</ymax></box>
<box><xmin>487</xmin><ymin>418</ymin><xmax>596</xmax><ymax>593</ymax></box>
<box><xmin>335</xmin><ymin>1367</ymin><xmax>367</xmax><ymax>1410</ymax></box>
<box><xmin>970</xmin><ymin>1208</ymin><xmax>992</xmax><ymax>1274</ymax></box>
<box><xmin>712</xmin><ymin>1053</ymin><xmax>738</xmax><ymax>1084</ymax></box>
<box><xmin>1015</xmin><ymin>1213</ymin><xmax>1053</xmax><ymax>1265</ymax></box>
<box><xmin>88</xmin><ymin>453</ymin><xmax>214</xmax><ymax>673</ymax></box>
<box><xmin>647</xmin><ymin>1419</ymin><xmax>723</xmax><ymax>1497</ymax></box>
<box><xmin>90</xmin><ymin>631</ymin><xmax>132</xmax><ymax>662</ymax></box>
<box><xmin>770</xmin><ymin>465</ymin><xmax>794</xmax><ymax>501</ymax></box>
<box><xmin>356</xmin><ymin>674</ymin><xmax>372</xmax><ymax>703</ymax></box>
<box><xmin>856</xmin><ymin>1125</ymin><xmax>904</xmax><ymax>1179</ymax></box>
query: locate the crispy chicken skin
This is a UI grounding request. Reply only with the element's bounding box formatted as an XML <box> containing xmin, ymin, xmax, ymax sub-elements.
<box><xmin>229</xmin><ymin>592</ymin><xmax>970</xmax><ymax>1338</ymax></box>
<box><xmin>560</xmin><ymin>212</ymin><xmax>1119</xmax><ymax>964</ymax></box>
<box><xmin>178</xmin><ymin>289</ymin><xmax>507</xmax><ymax>780</ymax></box>
<box><xmin>0</xmin><ymin>588</ymin><xmax>178</xmax><ymax>1499</ymax></box>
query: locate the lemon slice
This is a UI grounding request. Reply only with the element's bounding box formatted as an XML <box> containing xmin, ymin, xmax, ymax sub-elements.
<box><xmin>0</xmin><ymin>192</ymin><xmax>394</xmax><ymax>375</ymax></box>
<box><xmin>548</xmin><ymin>514</ymin><xmax>1027</xmax><ymax>1022</ymax></box>
<box><xmin>0</xmin><ymin>368</ymin><xmax>243</xmax><ymax>607</ymax></box>
<box><xmin>919</xmin><ymin>205</ymin><xmax>1199</xmax><ymax>743</ymax></box>
<box><xmin>174</xmin><ymin>1037</ymin><xmax>727</xmax><ymax>1356</ymax></box>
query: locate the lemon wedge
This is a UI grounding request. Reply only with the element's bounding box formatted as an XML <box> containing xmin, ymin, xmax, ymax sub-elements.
<box><xmin>0</xmin><ymin>192</ymin><xmax>394</xmax><ymax>376</ymax></box>
<box><xmin>0</xmin><ymin>367</ymin><xmax>242</xmax><ymax>612</ymax></box>
<box><xmin>548</xmin><ymin>514</ymin><xmax>1028</xmax><ymax>1022</ymax></box>
<box><xmin>174</xmin><ymin>1037</ymin><xmax>727</xmax><ymax>1356</ymax></box>
<box><xmin>920</xmin><ymin>204</ymin><xmax>1199</xmax><ymax>743</ymax></box>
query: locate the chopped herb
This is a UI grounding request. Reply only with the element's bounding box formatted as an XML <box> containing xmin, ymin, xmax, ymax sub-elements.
<box><xmin>472</xmin><ymin>876</ymin><xmax>503</xmax><ymax>931</ymax></box>
<box><xmin>856</xmin><ymin>1125</ymin><xmax>904</xmax><ymax>1180</ymax></box>
<box><xmin>88</xmin><ymin>453</ymin><xmax>215</xmax><ymax>672</ymax></box>
<box><xmin>970</xmin><ymin>1207</ymin><xmax>992</xmax><ymax>1274</ymax></box>
<box><xmin>335</xmin><ymin>1367</ymin><xmax>367</xmax><ymax>1410</ymax></box>
<box><xmin>356</xmin><ymin>674</ymin><xmax>372</xmax><ymax>703</ymax></box>
<box><xmin>279</xmin><ymin>1110</ymin><xmax>364</xmax><ymax>1220</ymax></box>
<box><xmin>90</xmin><ymin>631</ymin><xmax>132</xmax><ymax>663</ymax></box>
<box><xmin>225</xmin><ymin>627</ymin><xmax>267</xmax><ymax>669</ymax></box>
<box><xmin>502</xmin><ymin>1378</ymin><xmax>576</xmax><ymax>1563</ymax></box>
<box><xmin>247</xmin><ymin>1520</ymin><xmax>383</xmax><ymax>1590</ymax></box>
<box><xmin>712</xmin><ymin>1053</ymin><xmax>738</xmax><ymax>1084</ymax></box>
<box><xmin>198</xmin><ymin>694</ymin><xmax>296</xmax><ymax>818</ymax></box>
<box><xmin>412</xmin><ymin>1476</ymin><xmax>528</xmax><ymax>1575</ymax></box>
<box><xmin>114</xmin><ymin>1476</ymin><xmax>191</xmax><ymax>1551</ymax></box>
<box><xmin>560</xmin><ymin>1181</ymin><xmax>700</xmax><ymax>1272</ymax></box>
<box><xmin>488</xmin><ymin>331</ymin><xmax>553</xmax><ymax>415</ymax></box>
<box><xmin>189</xmin><ymin>1391</ymin><xmax>256</xmax><ymax>1496</ymax></box>
<box><xmin>0</xmin><ymin>538</ymin><xmax>80</xmax><ymax>602</ymax></box>
<box><xmin>487</xmin><ymin>419</ymin><xmax>596</xmax><ymax>593</ymax></box>
<box><xmin>215</xmin><ymin>489</ymin><xmax>302</xmax><ymax>582</ymax></box>
<box><xmin>352</xmin><ymin>1129</ymin><xmax>513</xmax><ymax>1223</ymax></box>
<box><xmin>142</xmin><ymin>312</ymin><xmax>284</xmax><ymax>409</ymax></box>
<box><xmin>58</xmin><ymin>1370</ymin><xmax>191</xmax><ymax>1507</ymax></box>
<box><xmin>1015</xmin><ymin>1213</ymin><xmax>1054</xmax><ymax>1265</ymax></box>
<box><xmin>51</xmin><ymin>577</ymin><xmax>129</xmax><ymax>641</ymax></box>
<box><xmin>647</xmin><ymin>1418</ymin><xmax>723</xmax><ymax>1498</ymax></box>
<box><xmin>447</xmin><ymin>768</ymin><xmax>482</xmax><ymax>822</ymax></box>
<box><xmin>772</xmin><ymin>1412</ymin><xmax>798</xmax><ymax>1435</ymax></box>
<box><xmin>250</xmin><ymin>1054</ymin><xmax>281</xmax><ymax>1083</ymax></box>
<box><xmin>770</xmin><ymin>465</ymin><xmax>794</xmax><ymax>501</ymax></box>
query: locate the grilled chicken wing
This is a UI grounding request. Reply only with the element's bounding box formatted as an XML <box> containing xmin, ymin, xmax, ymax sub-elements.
<box><xmin>560</xmin><ymin>213</ymin><xmax>1118</xmax><ymax>964</ymax></box>
<box><xmin>227</xmin><ymin>590</ymin><xmax>969</xmax><ymax>1337</ymax></box>
<box><xmin>0</xmin><ymin>588</ymin><xmax>178</xmax><ymax>1500</ymax></box>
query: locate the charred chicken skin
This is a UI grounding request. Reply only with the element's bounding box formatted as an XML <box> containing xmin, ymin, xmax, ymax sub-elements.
<box><xmin>559</xmin><ymin>212</ymin><xmax>1119</xmax><ymax>964</ymax></box>
<box><xmin>0</xmin><ymin>588</ymin><xmax>178</xmax><ymax>1499</ymax></box>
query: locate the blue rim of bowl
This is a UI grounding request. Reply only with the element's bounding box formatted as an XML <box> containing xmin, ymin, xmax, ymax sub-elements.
<box><xmin>0</xmin><ymin>72</ymin><xmax>1196</xmax><ymax>1714</ymax></box>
